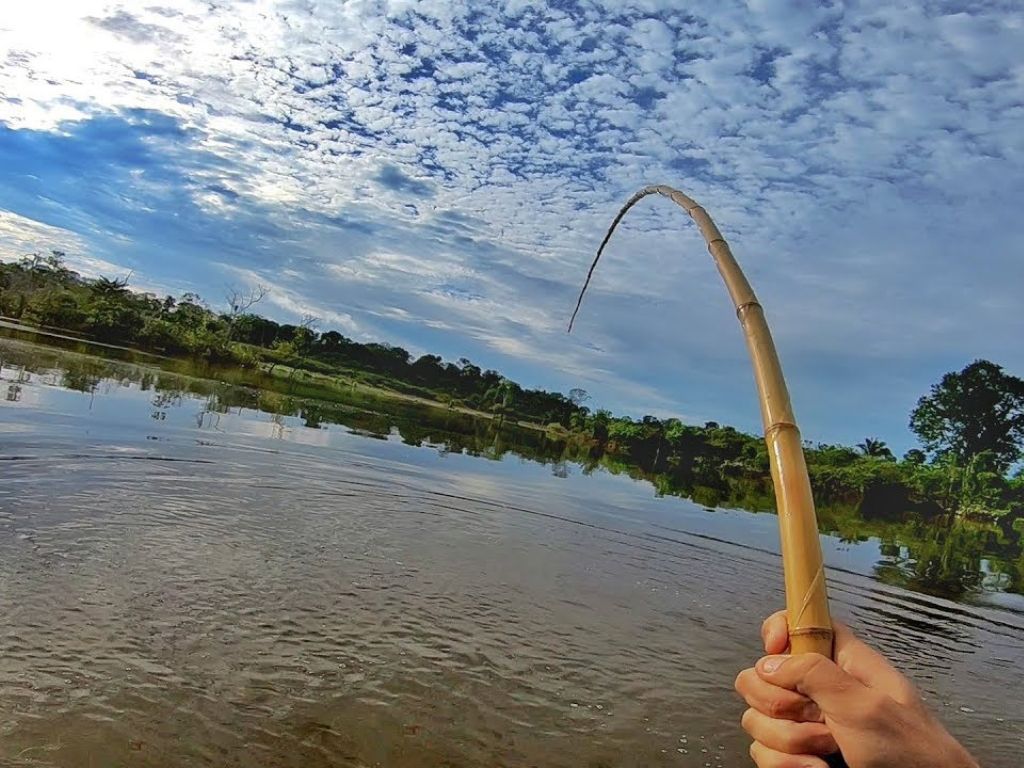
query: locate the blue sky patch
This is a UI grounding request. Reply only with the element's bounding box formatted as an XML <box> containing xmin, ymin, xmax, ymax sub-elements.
<box><xmin>0</xmin><ymin>0</ymin><xmax>1022</xmax><ymax>452</ymax></box>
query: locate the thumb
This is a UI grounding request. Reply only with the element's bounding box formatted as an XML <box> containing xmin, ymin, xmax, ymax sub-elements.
<box><xmin>757</xmin><ymin>653</ymin><xmax>869</xmax><ymax>716</ymax></box>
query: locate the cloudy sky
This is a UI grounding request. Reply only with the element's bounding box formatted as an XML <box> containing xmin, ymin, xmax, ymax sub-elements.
<box><xmin>1</xmin><ymin>1</ymin><xmax>1021</xmax><ymax>453</ymax></box>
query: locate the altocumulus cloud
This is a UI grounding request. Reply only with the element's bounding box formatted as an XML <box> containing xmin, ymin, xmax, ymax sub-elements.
<box><xmin>0</xmin><ymin>0</ymin><xmax>1022</xmax><ymax>451</ymax></box>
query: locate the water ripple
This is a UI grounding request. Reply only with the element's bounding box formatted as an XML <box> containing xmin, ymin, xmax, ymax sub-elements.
<box><xmin>1</xmin><ymin>422</ymin><xmax>1022</xmax><ymax>766</ymax></box>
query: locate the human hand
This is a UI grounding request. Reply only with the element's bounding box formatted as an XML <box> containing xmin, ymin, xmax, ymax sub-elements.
<box><xmin>733</xmin><ymin>610</ymin><xmax>980</xmax><ymax>768</ymax></box>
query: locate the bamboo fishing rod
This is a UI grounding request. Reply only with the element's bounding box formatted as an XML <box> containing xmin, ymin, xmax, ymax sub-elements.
<box><xmin>569</xmin><ymin>184</ymin><xmax>835</xmax><ymax>658</ymax></box>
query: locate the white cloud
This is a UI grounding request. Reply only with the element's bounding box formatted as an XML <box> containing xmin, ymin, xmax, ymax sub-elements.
<box><xmin>0</xmin><ymin>209</ymin><xmax>177</xmax><ymax>297</ymax></box>
<box><xmin>0</xmin><ymin>0</ymin><xmax>1022</xmax><ymax>447</ymax></box>
<box><xmin>217</xmin><ymin>263</ymin><xmax>360</xmax><ymax>334</ymax></box>
<box><xmin>0</xmin><ymin>210</ymin><xmax>89</xmax><ymax>262</ymax></box>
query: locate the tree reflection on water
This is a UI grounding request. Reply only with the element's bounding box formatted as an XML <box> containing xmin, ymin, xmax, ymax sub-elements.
<box><xmin>2</xmin><ymin>336</ymin><xmax>1021</xmax><ymax>601</ymax></box>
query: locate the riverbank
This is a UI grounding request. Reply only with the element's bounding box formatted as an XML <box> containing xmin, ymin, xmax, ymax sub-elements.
<box><xmin>0</xmin><ymin>318</ymin><xmax>547</xmax><ymax>432</ymax></box>
<box><xmin>4</xmin><ymin>315</ymin><xmax>1023</xmax><ymax>534</ymax></box>
<box><xmin>2</xmin><ymin>255</ymin><xmax>1022</xmax><ymax>531</ymax></box>
<box><xmin>4</xmin><ymin>332</ymin><xmax>1023</xmax><ymax>599</ymax></box>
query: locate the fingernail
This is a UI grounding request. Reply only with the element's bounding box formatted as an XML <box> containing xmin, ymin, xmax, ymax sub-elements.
<box><xmin>762</xmin><ymin>656</ymin><xmax>787</xmax><ymax>673</ymax></box>
<box><xmin>803</xmin><ymin>702</ymin><xmax>823</xmax><ymax>723</ymax></box>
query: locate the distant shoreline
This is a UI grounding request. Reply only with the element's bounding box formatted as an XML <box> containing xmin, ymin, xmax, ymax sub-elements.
<box><xmin>0</xmin><ymin>320</ymin><xmax>547</xmax><ymax>432</ymax></box>
<box><xmin>0</xmin><ymin>317</ymin><xmax>170</xmax><ymax>358</ymax></box>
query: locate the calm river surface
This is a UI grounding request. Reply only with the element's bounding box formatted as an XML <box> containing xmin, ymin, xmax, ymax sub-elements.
<box><xmin>1</xmin><ymin>337</ymin><xmax>1022</xmax><ymax>767</ymax></box>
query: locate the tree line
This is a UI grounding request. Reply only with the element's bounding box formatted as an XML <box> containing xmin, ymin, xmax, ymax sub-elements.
<box><xmin>0</xmin><ymin>252</ymin><xmax>580</xmax><ymax>424</ymax></box>
<box><xmin>3</xmin><ymin>251</ymin><xmax>1023</xmax><ymax>527</ymax></box>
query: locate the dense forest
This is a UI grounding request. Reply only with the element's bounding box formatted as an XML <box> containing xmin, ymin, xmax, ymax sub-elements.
<box><xmin>3</xmin><ymin>251</ymin><xmax>1024</xmax><ymax>536</ymax></box>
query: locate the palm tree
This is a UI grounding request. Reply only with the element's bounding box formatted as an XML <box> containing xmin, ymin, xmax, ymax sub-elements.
<box><xmin>485</xmin><ymin>378</ymin><xmax>518</xmax><ymax>428</ymax></box>
<box><xmin>857</xmin><ymin>437</ymin><xmax>894</xmax><ymax>460</ymax></box>
<box><xmin>91</xmin><ymin>275</ymin><xmax>130</xmax><ymax>297</ymax></box>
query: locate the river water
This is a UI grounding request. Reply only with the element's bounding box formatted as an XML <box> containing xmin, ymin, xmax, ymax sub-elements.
<box><xmin>1</xmin><ymin>337</ymin><xmax>1022</xmax><ymax>767</ymax></box>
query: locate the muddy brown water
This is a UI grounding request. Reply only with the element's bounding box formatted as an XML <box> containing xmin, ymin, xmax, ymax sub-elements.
<box><xmin>1</xmin><ymin>339</ymin><xmax>1022</xmax><ymax>767</ymax></box>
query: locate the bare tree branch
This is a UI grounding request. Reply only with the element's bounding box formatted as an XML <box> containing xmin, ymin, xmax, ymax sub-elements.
<box><xmin>225</xmin><ymin>284</ymin><xmax>269</xmax><ymax>318</ymax></box>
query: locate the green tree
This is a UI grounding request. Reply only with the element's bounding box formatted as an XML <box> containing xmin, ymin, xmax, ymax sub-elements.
<box><xmin>25</xmin><ymin>288</ymin><xmax>85</xmax><ymax>329</ymax></box>
<box><xmin>568</xmin><ymin>388</ymin><xmax>590</xmax><ymax>407</ymax></box>
<box><xmin>485</xmin><ymin>377</ymin><xmax>519</xmax><ymax>428</ymax></box>
<box><xmin>86</xmin><ymin>275</ymin><xmax>145</xmax><ymax>342</ymax></box>
<box><xmin>411</xmin><ymin>354</ymin><xmax>444</xmax><ymax>386</ymax></box>
<box><xmin>903</xmin><ymin>449</ymin><xmax>927</xmax><ymax>465</ymax></box>
<box><xmin>91</xmin><ymin>275</ymin><xmax>130</xmax><ymax>298</ymax></box>
<box><xmin>857</xmin><ymin>437</ymin><xmax>895</xmax><ymax>461</ymax></box>
<box><xmin>318</xmin><ymin>330</ymin><xmax>346</xmax><ymax>356</ymax></box>
<box><xmin>589</xmin><ymin>409</ymin><xmax>611</xmax><ymax>444</ymax></box>
<box><xmin>266</xmin><ymin>339</ymin><xmax>296</xmax><ymax>374</ymax></box>
<box><xmin>1</xmin><ymin>251</ymin><xmax>76</xmax><ymax>318</ymax></box>
<box><xmin>910</xmin><ymin>360</ymin><xmax>1024</xmax><ymax>471</ymax></box>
